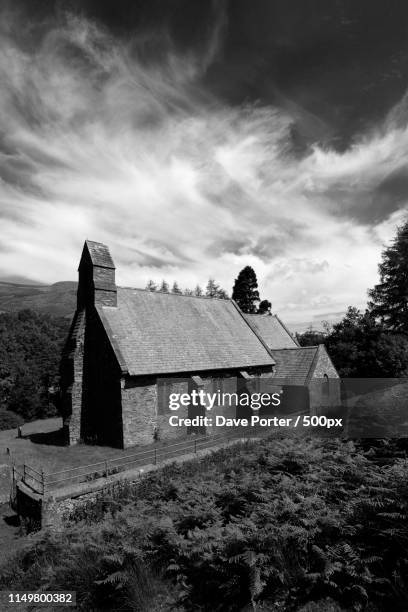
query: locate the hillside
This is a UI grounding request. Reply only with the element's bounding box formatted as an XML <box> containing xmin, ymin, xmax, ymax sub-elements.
<box><xmin>1</xmin><ymin>436</ymin><xmax>407</xmax><ymax>611</ymax></box>
<box><xmin>0</xmin><ymin>310</ymin><xmax>69</xmax><ymax>423</ymax></box>
<box><xmin>0</xmin><ymin>281</ymin><xmax>77</xmax><ymax>317</ymax></box>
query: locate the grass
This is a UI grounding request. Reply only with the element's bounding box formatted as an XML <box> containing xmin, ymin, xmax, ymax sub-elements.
<box><xmin>0</xmin><ymin>417</ymin><xmax>199</xmax><ymax>498</ymax></box>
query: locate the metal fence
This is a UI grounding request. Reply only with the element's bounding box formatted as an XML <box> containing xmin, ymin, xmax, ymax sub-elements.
<box><xmin>16</xmin><ymin>426</ymin><xmax>269</xmax><ymax>496</ymax></box>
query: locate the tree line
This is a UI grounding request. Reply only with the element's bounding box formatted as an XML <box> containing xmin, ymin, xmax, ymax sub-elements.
<box><xmin>146</xmin><ymin>265</ymin><xmax>272</xmax><ymax>313</ymax></box>
<box><xmin>145</xmin><ymin>278</ymin><xmax>229</xmax><ymax>299</ymax></box>
<box><xmin>297</xmin><ymin>218</ymin><xmax>408</xmax><ymax>377</ymax></box>
<box><xmin>0</xmin><ymin>310</ymin><xmax>68</xmax><ymax>428</ymax></box>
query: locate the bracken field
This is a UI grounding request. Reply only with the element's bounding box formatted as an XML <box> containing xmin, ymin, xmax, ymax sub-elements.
<box><xmin>1</xmin><ymin>434</ymin><xmax>408</xmax><ymax>611</ymax></box>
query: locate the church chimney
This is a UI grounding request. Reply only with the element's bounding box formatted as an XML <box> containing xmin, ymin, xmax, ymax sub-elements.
<box><xmin>77</xmin><ymin>240</ymin><xmax>117</xmax><ymax>308</ymax></box>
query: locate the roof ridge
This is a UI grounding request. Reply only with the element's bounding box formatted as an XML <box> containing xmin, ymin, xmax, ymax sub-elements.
<box><xmin>85</xmin><ymin>239</ymin><xmax>106</xmax><ymax>245</ymax></box>
<box><xmin>230</xmin><ymin>299</ymin><xmax>276</xmax><ymax>364</ymax></box>
<box><xmin>245</xmin><ymin>313</ymin><xmax>274</xmax><ymax>317</ymax></box>
<box><xmin>305</xmin><ymin>344</ymin><xmax>321</xmax><ymax>384</ymax></box>
<box><xmin>274</xmin><ymin>313</ymin><xmax>300</xmax><ymax>346</ymax></box>
<box><xmin>272</xmin><ymin>346</ymin><xmax>319</xmax><ymax>350</ymax></box>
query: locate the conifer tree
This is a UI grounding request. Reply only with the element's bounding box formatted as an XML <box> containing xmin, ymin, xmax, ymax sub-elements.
<box><xmin>232</xmin><ymin>266</ymin><xmax>260</xmax><ymax>313</ymax></box>
<box><xmin>206</xmin><ymin>279</ymin><xmax>219</xmax><ymax>298</ymax></box>
<box><xmin>216</xmin><ymin>287</ymin><xmax>229</xmax><ymax>300</ymax></box>
<box><xmin>172</xmin><ymin>281</ymin><xmax>182</xmax><ymax>295</ymax></box>
<box><xmin>146</xmin><ymin>279</ymin><xmax>157</xmax><ymax>291</ymax></box>
<box><xmin>368</xmin><ymin>219</ymin><xmax>408</xmax><ymax>332</ymax></box>
<box><xmin>205</xmin><ymin>279</ymin><xmax>229</xmax><ymax>299</ymax></box>
<box><xmin>194</xmin><ymin>285</ymin><xmax>203</xmax><ymax>297</ymax></box>
<box><xmin>159</xmin><ymin>280</ymin><xmax>169</xmax><ymax>293</ymax></box>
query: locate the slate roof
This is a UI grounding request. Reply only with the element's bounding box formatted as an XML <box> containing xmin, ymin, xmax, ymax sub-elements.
<box><xmin>244</xmin><ymin>314</ymin><xmax>299</xmax><ymax>349</ymax></box>
<box><xmin>85</xmin><ymin>240</ymin><xmax>115</xmax><ymax>269</ymax></box>
<box><xmin>98</xmin><ymin>288</ymin><xmax>275</xmax><ymax>376</ymax></box>
<box><xmin>270</xmin><ymin>347</ymin><xmax>318</xmax><ymax>385</ymax></box>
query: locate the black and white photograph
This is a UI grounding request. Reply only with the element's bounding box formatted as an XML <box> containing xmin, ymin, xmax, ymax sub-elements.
<box><xmin>0</xmin><ymin>1</ymin><xmax>408</xmax><ymax>610</ymax></box>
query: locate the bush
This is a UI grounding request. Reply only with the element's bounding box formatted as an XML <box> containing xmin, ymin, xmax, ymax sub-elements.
<box><xmin>0</xmin><ymin>409</ymin><xmax>23</xmax><ymax>431</ymax></box>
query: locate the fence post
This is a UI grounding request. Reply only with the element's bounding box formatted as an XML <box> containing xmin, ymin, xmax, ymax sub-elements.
<box><xmin>194</xmin><ymin>439</ymin><xmax>197</xmax><ymax>454</ymax></box>
<box><xmin>104</xmin><ymin>460</ymin><xmax>109</xmax><ymax>478</ymax></box>
<box><xmin>42</xmin><ymin>470</ymin><xmax>45</xmax><ymax>496</ymax></box>
<box><xmin>154</xmin><ymin>449</ymin><xmax>157</xmax><ymax>465</ymax></box>
<box><xmin>23</xmin><ymin>464</ymin><xmax>26</xmax><ymax>483</ymax></box>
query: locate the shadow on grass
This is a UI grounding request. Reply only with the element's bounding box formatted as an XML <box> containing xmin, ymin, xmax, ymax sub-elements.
<box><xmin>3</xmin><ymin>513</ymin><xmax>20</xmax><ymax>527</ymax></box>
<box><xmin>27</xmin><ymin>428</ymin><xmax>65</xmax><ymax>446</ymax></box>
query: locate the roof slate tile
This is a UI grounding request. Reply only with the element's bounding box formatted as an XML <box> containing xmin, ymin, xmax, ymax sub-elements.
<box><xmin>271</xmin><ymin>347</ymin><xmax>318</xmax><ymax>384</ymax></box>
<box><xmin>99</xmin><ymin>288</ymin><xmax>274</xmax><ymax>376</ymax></box>
<box><xmin>244</xmin><ymin>314</ymin><xmax>299</xmax><ymax>349</ymax></box>
<box><xmin>86</xmin><ymin>240</ymin><xmax>115</xmax><ymax>268</ymax></box>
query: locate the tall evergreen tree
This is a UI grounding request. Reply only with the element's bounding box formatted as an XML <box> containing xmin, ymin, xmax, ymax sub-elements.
<box><xmin>146</xmin><ymin>279</ymin><xmax>157</xmax><ymax>291</ymax></box>
<box><xmin>206</xmin><ymin>279</ymin><xmax>219</xmax><ymax>298</ymax></box>
<box><xmin>172</xmin><ymin>281</ymin><xmax>182</xmax><ymax>295</ymax></box>
<box><xmin>205</xmin><ymin>279</ymin><xmax>228</xmax><ymax>299</ymax></box>
<box><xmin>159</xmin><ymin>280</ymin><xmax>169</xmax><ymax>293</ymax></box>
<box><xmin>194</xmin><ymin>285</ymin><xmax>203</xmax><ymax>297</ymax></box>
<box><xmin>368</xmin><ymin>219</ymin><xmax>408</xmax><ymax>332</ymax></box>
<box><xmin>232</xmin><ymin>266</ymin><xmax>260</xmax><ymax>313</ymax></box>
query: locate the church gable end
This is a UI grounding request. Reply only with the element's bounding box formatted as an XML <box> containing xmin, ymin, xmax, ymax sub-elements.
<box><xmin>61</xmin><ymin>240</ymin><xmax>123</xmax><ymax>446</ymax></box>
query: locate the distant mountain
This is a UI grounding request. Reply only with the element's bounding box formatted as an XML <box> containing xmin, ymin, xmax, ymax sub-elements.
<box><xmin>0</xmin><ymin>274</ymin><xmax>44</xmax><ymax>285</ymax></box>
<box><xmin>0</xmin><ymin>281</ymin><xmax>77</xmax><ymax>317</ymax></box>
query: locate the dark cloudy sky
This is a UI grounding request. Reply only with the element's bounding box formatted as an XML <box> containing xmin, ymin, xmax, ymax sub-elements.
<box><xmin>2</xmin><ymin>0</ymin><xmax>408</xmax><ymax>324</ymax></box>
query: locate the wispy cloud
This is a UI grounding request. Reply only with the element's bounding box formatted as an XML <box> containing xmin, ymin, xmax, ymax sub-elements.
<box><xmin>0</xmin><ymin>8</ymin><xmax>407</xmax><ymax>323</ymax></box>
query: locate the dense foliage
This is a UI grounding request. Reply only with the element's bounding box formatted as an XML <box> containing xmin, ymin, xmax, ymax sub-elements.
<box><xmin>0</xmin><ymin>310</ymin><xmax>69</xmax><ymax>422</ymax></box>
<box><xmin>368</xmin><ymin>219</ymin><xmax>408</xmax><ymax>332</ymax></box>
<box><xmin>0</xmin><ymin>408</ymin><xmax>23</xmax><ymax>431</ymax></box>
<box><xmin>2</xmin><ymin>436</ymin><xmax>408</xmax><ymax>611</ymax></box>
<box><xmin>297</xmin><ymin>308</ymin><xmax>408</xmax><ymax>378</ymax></box>
<box><xmin>325</xmin><ymin>308</ymin><xmax>408</xmax><ymax>378</ymax></box>
<box><xmin>258</xmin><ymin>299</ymin><xmax>272</xmax><ymax>314</ymax></box>
<box><xmin>297</xmin><ymin>219</ymin><xmax>408</xmax><ymax>377</ymax></box>
<box><xmin>297</xmin><ymin>327</ymin><xmax>327</xmax><ymax>348</ymax></box>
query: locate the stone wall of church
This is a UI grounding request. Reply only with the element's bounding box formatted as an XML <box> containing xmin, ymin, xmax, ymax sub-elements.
<box><xmin>312</xmin><ymin>347</ymin><xmax>339</xmax><ymax>379</ymax></box>
<box><xmin>309</xmin><ymin>347</ymin><xmax>341</xmax><ymax>410</ymax></box>
<box><xmin>121</xmin><ymin>366</ymin><xmax>273</xmax><ymax>447</ymax></box>
<box><xmin>121</xmin><ymin>376</ymin><xmax>158</xmax><ymax>447</ymax></box>
<box><xmin>60</xmin><ymin>310</ymin><xmax>86</xmax><ymax>445</ymax></box>
<box><xmin>82</xmin><ymin>308</ymin><xmax>123</xmax><ymax>447</ymax></box>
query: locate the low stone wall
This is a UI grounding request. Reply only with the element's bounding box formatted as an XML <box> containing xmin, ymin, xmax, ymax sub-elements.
<box><xmin>13</xmin><ymin>482</ymin><xmax>42</xmax><ymax>533</ymax></box>
<box><xmin>13</xmin><ymin>435</ymin><xmax>266</xmax><ymax>532</ymax></box>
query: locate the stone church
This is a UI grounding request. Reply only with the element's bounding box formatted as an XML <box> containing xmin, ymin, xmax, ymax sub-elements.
<box><xmin>60</xmin><ymin>240</ymin><xmax>339</xmax><ymax>448</ymax></box>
